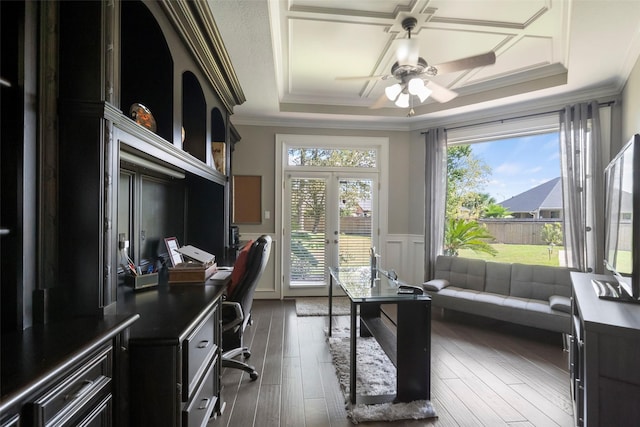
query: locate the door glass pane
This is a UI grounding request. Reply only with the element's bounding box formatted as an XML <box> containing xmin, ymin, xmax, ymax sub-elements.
<box><xmin>289</xmin><ymin>178</ymin><xmax>326</xmax><ymax>286</ymax></box>
<box><xmin>338</xmin><ymin>178</ymin><xmax>373</xmax><ymax>268</ymax></box>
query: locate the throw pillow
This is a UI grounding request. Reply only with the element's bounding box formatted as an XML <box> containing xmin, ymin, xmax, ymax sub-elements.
<box><xmin>422</xmin><ymin>279</ymin><xmax>450</xmax><ymax>292</ymax></box>
<box><xmin>549</xmin><ymin>295</ymin><xmax>572</xmax><ymax>313</ymax></box>
<box><xmin>228</xmin><ymin>240</ymin><xmax>254</xmax><ymax>296</ymax></box>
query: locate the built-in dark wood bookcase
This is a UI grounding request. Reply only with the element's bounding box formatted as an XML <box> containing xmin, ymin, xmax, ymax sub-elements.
<box><xmin>1</xmin><ymin>0</ymin><xmax>244</xmax><ymax>424</ymax></box>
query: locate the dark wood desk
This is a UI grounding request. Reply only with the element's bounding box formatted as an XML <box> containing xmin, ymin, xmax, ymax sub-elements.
<box><xmin>328</xmin><ymin>267</ymin><xmax>431</xmax><ymax>404</ymax></box>
<box><xmin>117</xmin><ymin>274</ymin><xmax>229</xmax><ymax>426</ymax></box>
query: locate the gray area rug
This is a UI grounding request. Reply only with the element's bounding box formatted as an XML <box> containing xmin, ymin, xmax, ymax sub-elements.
<box><xmin>295</xmin><ymin>296</ymin><xmax>350</xmax><ymax>316</ymax></box>
<box><xmin>328</xmin><ymin>329</ymin><xmax>437</xmax><ymax>424</ymax></box>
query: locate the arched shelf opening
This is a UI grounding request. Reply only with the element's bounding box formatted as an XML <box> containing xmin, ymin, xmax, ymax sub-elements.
<box><xmin>211</xmin><ymin>107</ymin><xmax>226</xmax><ymax>174</ymax></box>
<box><xmin>182</xmin><ymin>71</ymin><xmax>207</xmax><ymax>162</ymax></box>
<box><xmin>120</xmin><ymin>0</ymin><xmax>173</xmax><ymax>142</ymax></box>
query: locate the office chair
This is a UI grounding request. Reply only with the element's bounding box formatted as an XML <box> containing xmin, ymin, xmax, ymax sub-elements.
<box><xmin>221</xmin><ymin>235</ymin><xmax>272</xmax><ymax>381</ymax></box>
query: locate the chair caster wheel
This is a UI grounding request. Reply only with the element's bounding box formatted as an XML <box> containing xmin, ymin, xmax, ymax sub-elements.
<box><xmin>243</xmin><ymin>351</ymin><xmax>251</xmax><ymax>359</ymax></box>
<box><xmin>249</xmin><ymin>371</ymin><xmax>259</xmax><ymax>381</ymax></box>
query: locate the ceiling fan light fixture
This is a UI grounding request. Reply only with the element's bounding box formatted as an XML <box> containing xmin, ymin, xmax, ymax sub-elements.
<box><xmin>416</xmin><ymin>85</ymin><xmax>432</xmax><ymax>102</ymax></box>
<box><xmin>407</xmin><ymin>77</ymin><xmax>425</xmax><ymax>95</ymax></box>
<box><xmin>395</xmin><ymin>92</ymin><xmax>410</xmax><ymax>108</ymax></box>
<box><xmin>385</xmin><ymin>83</ymin><xmax>402</xmax><ymax>101</ymax></box>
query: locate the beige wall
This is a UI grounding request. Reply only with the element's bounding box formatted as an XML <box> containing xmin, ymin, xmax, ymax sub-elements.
<box><xmin>622</xmin><ymin>54</ymin><xmax>640</xmax><ymax>144</ymax></box>
<box><xmin>232</xmin><ymin>125</ymin><xmax>411</xmax><ymax>235</ymax></box>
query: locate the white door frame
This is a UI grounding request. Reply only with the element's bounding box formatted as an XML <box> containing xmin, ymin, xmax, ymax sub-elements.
<box><xmin>275</xmin><ymin>134</ymin><xmax>389</xmax><ymax>298</ymax></box>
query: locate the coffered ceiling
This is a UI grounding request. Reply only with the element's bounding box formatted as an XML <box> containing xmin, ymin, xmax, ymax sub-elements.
<box><xmin>209</xmin><ymin>0</ymin><xmax>640</xmax><ymax>129</ymax></box>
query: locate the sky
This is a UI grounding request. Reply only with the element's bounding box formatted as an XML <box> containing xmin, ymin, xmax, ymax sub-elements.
<box><xmin>469</xmin><ymin>133</ymin><xmax>561</xmax><ymax>203</ymax></box>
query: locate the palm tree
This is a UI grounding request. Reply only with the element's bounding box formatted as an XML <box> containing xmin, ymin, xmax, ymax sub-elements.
<box><xmin>482</xmin><ymin>203</ymin><xmax>512</xmax><ymax>218</ymax></box>
<box><xmin>444</xmin><ymin>218</ymin><xmax>498</xmax><ymax>256</ymax></box>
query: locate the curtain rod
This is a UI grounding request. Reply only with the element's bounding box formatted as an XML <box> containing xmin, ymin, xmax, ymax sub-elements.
<box><xmin>421</xmin><ymin>100</ymin><xmax>616</xmax><ymax>134</ymax></box>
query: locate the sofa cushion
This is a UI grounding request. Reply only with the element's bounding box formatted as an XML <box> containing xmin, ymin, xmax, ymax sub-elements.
<box><xmin>485</xmin><ymin>261</ymin><xmax>512</xmax><ymax>295</ymax></box>
<box><xmin>422</xmin><ymin>279</ymin><xmax>449</xmax><ymax>291</ymax></box>
<box><xmin>510</xmin><ymin>263</ymin><xmax>571</xmax><ymax>300</ymax></box>
<box><xmin>549</xmin><ymin>295</ymin><xmax>572</xmax><ymax>313</ymax></box>
<box><xmin>434</xmin><ymin>256</ymin><xmax>486</xmax><ymax>292</ymax></box>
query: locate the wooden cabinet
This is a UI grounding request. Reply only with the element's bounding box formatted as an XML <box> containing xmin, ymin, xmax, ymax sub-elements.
<box><xmin>0</xmin><ymin>315</ymin><xmax>138</xmax><ymax>427</ymax></box>
<box><xmin>118</xmin><ymin>281</ymin><xmax>226</xmax><ymax>426</ymax></box>
<box><xmin>2</xmin><ymin>1</ymin><xmax>240</xmax><ymax>425</ymax></box>
<box><xmin>570</xmin><ymin>272</ymin><xmax>640</xmax><ymax>427</ymax></box>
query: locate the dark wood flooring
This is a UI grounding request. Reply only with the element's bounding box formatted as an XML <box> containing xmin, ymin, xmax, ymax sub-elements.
<box><xmin>212</xmin><ymin>299</ymin><xmax>573</xmax><ymax>427</ymax></box>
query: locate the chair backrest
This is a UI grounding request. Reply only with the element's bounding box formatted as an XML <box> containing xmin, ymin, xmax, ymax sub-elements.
<box><xmin>227</xmin><ymin>235</ymin><xmax>272</xmax><ymax>325</ymax></box>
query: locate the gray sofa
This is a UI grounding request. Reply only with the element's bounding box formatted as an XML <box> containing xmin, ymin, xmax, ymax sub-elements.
<box><xmin>423</xmin><ymin>255</ymin><xmax>572</xmax><ymax>334</ymax></box>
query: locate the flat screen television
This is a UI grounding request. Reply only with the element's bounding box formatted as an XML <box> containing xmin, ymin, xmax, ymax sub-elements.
<box><xmin>593</xmin><ymin>134</ymin><xmax>640</xmax><ymax>303</ymax></box>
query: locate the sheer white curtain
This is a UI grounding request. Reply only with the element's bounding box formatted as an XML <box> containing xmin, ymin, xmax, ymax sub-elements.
<box><xmin>424</xmin><ymin>128</ymin><xmax>447</xmax><ymax>280</ymax></box>
<box><xmin>559</xmin><ymin>101</ymin><xmax>605</xmax><ymax>273</ymax></box>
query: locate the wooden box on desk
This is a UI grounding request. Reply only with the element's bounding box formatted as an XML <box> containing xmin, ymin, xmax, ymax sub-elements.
<box><xmin>168</xmin><ymin>263</ymin><xmax>217</xmax><ymax>284</ymax></box>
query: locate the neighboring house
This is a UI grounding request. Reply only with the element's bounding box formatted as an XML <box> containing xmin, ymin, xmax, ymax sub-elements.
<box><xmin>499</xmin><ymin>177</ymin><xmax>563</xmax><ymax>219</ymax></box>
<box><xmin>355</xmin><ymin>199</ymin><xmax>371</xmax><ymax>217</ymax></box>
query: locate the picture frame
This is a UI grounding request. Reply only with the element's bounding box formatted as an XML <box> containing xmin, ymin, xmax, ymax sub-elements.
<box><xmin>164</xmin><ymin>237</ymin><xmax>183</xmax><ymax>267</ymax></box>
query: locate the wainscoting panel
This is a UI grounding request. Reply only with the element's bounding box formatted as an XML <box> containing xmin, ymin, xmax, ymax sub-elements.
<box><xmin>383</xmin><ymin>234</ymin><xmax>425</xmax><ymax>286</ymax></box>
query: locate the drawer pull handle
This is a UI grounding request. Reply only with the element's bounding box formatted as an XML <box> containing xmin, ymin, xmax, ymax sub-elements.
<box><xmin>197</xmin><ymin>340</ymin><xmax>211</xmax><ymax>349</ymax></box>
<box><xmin>198</xmin><ymin>398</ymin><xmax>210</xmax><ymax>410</ymax></box>
<box><xmin>66</xmin><ymin>379</ymin><xmax>94</xmax><ymax>401</ymax></box>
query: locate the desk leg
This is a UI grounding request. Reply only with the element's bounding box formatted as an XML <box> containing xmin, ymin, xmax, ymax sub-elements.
<box><xmin>396</xmin><ymin>301</ymin><xmax>431</xmax><ymax>402</ymax></box>
<box><xmin>350</xmin><ymin>300</ymin><xmax>357</xmax><ymax>404</ymax></box>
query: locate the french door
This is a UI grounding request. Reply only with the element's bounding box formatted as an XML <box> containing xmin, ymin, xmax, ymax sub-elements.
<box><xmin>283</xmin><ymin>172</ymin><xmax>377</xmax><ymax>296</ymax></box>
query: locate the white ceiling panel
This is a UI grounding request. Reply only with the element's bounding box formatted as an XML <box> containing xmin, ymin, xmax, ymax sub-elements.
<box><xmin>210</xmin><ymin>0</ymin><xmax>640</xmax><ymax>128</ymax></box>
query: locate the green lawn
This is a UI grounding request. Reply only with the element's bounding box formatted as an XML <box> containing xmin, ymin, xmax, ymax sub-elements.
<box><xmin>457</xmin><ymin>243</ymin><xmax>565</xmax><ymax>266</ymax></box>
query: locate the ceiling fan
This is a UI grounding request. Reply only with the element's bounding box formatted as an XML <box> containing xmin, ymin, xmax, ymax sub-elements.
<box><xmin>338</xmin><ymin>17</ymin><xmax>496</xmax><ymax>115</ymax></box>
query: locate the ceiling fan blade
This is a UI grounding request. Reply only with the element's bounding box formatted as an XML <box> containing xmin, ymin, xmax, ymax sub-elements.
<box><xmin>335</xmin><ymin>74</ymin><xmax>389</xmax><ymax>81</ymax></box>
<box><xmin>433</xmin><ymin>51</ymin><xmax>496</xmax><ymax>75</ymax></box>
<box><xmin>370</xmin><ymin>92</ymin><xmax>390</xmax><ymax>109</ymax></box>
<box><xmin>425</xmin><ymin>80</ymin><xmax>458</xmax><ymax>103</ymax></box>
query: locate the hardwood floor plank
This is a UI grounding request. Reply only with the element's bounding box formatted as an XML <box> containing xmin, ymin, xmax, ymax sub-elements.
<box><xmin>283</xmin><ymin>301</ymin><xmax>300</xmax><ymax>359</ymax></box>
<box><xmin>510</xmin><ymin>383</ymin><xmax>574</xmax><ymax>427</ymax></box>
<box><xmin>256</xmin><ymin>384</ymin><xmax>282</xmax><ymax>427</ymax></box>
<box><xmin>318</xmin><ymin>360</ymin><xmax>351</xmax><ymax>427</ymax></box>
<box><xmin>281</xmin><ymin>356</ymin><xmax>306</xmax><ymax>427</ymax></box>
<box><xmin>304</xmin><ymin>398</ymin><xmax>331</xmax><ymax>427</ymax></box>
<box><xmin>261</xmin><ymin>303</ymin><xmax>285</xmax><ymax>386</ymax></box>
<box><xmin>431</xmin><ymin>376</ymin><xmax>485</xmax><ymax>426</ymax></box>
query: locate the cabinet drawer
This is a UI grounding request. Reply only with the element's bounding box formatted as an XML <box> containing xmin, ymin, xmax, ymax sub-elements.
<box><xmin>33</xmin><ymin>345</ymin><xmax>113</xmax><ymax>426</ymax></box>
<box><xmin>0</xmin><ymin>414</ymin><xmax>20</xmax><ymax>427</ymax></box>
<box><xmin>182</xmin><ymin>358</ymin><xmax>216</xmax><ymax>427</ymax></box>
<box><xmin>184</xmin><ymin>308</ymin><xmax>217</xmax><ymax>399</ymax></box>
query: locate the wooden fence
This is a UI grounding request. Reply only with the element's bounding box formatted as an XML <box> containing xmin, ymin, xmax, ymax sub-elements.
<box><xmin>479</xmin><ymin>219</ymin><xmax>562</xmax><ymax>245</ymax></box>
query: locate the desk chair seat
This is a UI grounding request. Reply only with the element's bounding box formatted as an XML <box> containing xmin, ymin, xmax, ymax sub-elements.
<box><xmin>221</xmin><ymin>235</ymin><xmax>271</xmax><ymax>381</ymax></box>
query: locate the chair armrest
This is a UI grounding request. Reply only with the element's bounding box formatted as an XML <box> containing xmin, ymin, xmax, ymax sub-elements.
<box><xmin>222</xmin><ymin>301</ymin><xmax>244</xmax><ymax>333</ymax></box>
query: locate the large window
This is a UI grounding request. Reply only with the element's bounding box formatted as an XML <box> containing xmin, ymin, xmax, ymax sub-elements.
<box><xmin>445</xmin><ymin>131</ymin><xmax>564</xmax><ymax>266</ymax></box>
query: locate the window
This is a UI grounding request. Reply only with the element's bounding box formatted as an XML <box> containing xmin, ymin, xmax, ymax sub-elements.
<box><xmin>445</xmin><ymin>130</ymin><xmax>564</xmax><ymax>266</ymax></box>
<box><xmin>287</xmin><ymin>147</ymin><xmax>376</xmax><ymax>168</ymax></box>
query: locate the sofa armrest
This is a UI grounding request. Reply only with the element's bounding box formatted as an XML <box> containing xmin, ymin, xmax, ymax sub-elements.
<box><xmin>422</xmin><ymin>279</ymin><xmax>450</xmax><ymax>292</ymax></box>
<box><xmin>549</xmin><ymin>295</ymin><xmax>572</xmax><ymax>313</ymax></box>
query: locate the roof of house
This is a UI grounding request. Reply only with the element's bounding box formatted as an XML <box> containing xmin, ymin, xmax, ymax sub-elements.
<box><xmin>499</xmin><ymin>177</ymin><xmax>563</xmax><ymax>213</ymax></box>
